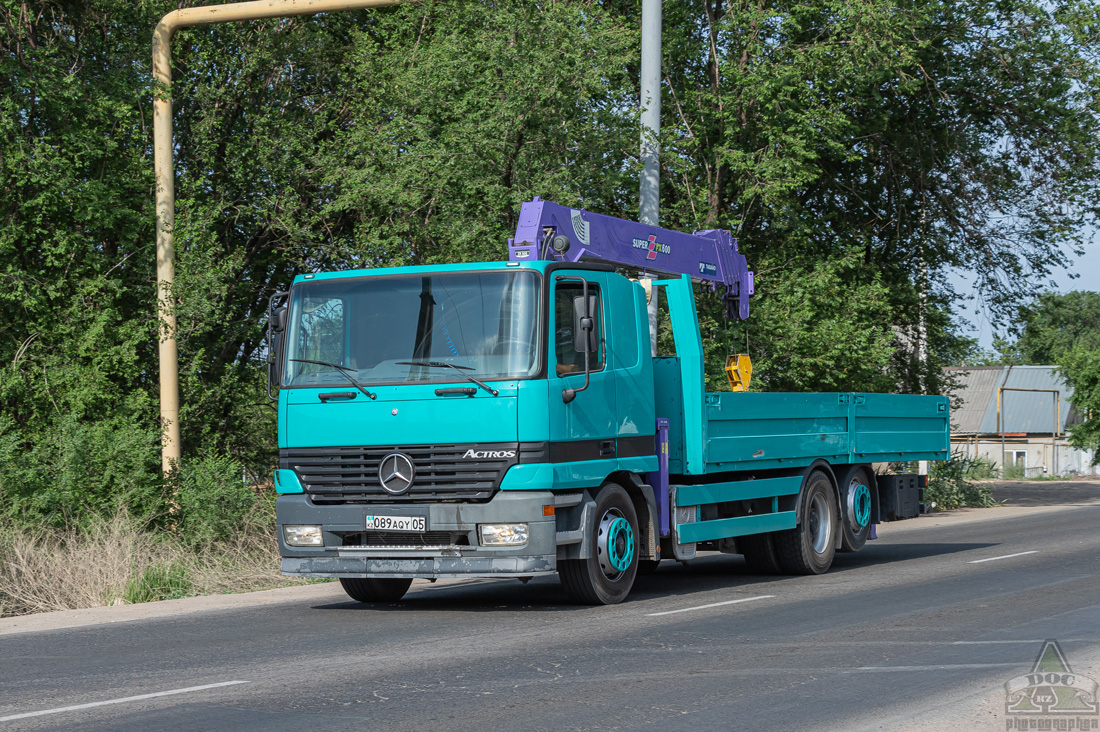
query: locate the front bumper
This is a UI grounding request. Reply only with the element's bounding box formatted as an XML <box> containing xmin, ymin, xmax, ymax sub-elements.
<box><xmin>277</xmin><ymin>491</ymin><xmax>557</xmax><ymax>579</ymax></box>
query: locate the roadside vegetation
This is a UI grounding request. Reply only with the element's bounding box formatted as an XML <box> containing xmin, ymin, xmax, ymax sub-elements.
<box><xmin>0</xmin><ymin>454</ymin><xmax>300</xmax><ymax>618</ymax></box>
<box><xmin>0</xmin><ymin>507</ymin><xmax>289</xmax><ymax>618</ymax></box>
<box><xmin>924</xmin><ymin>452</ymin><xmax>997</xmax><ymax>511</ymax></box>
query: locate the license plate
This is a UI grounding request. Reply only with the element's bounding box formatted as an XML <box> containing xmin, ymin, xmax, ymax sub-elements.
<box><xmin>365</xmin><ymin>514</ymin><xmax>426</xmax><ymax>532</ymax></box>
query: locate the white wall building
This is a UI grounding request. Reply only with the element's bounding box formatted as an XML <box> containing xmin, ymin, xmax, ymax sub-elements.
<box><xmin>944</xmin><ymin>365</ymin><xmax>1098</xmax><ymax>477</ymax></box>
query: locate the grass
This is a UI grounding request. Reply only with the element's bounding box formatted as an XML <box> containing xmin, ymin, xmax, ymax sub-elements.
<box><xmin>0</xmin><ymin>506</ymin><xmax>310</xmax><ymax>618</ymax></box>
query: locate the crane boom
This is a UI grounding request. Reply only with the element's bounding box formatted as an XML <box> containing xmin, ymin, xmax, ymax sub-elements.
<box><xmin>508</xmin><ymin>198</ymin><xmax>754</xmax><ymax>319</ymax></box>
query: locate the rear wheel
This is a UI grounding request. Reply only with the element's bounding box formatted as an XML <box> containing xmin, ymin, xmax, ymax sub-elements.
<box><xmin>775</xmin><ymin>471</ymin><xmax>838</xmax><ymax>575</ymax></box>
<box><xmin>560</xmin><ymin>483</ymin><xmax>639</xmax><ymax>604</ymax></box>
<box><xmin>839</xmin><ymin>467</ymin><xmax>874</xmax><ymax>553</ymax></box>
<box><xmin>740</xmin><ymin>532</ymin><xmax>782</xmax><ymax>574</ymax></box>
<box><xmin>339</xmin><ymin>577</ymin><xmax>413</xmax><ymax>603</ymax></box>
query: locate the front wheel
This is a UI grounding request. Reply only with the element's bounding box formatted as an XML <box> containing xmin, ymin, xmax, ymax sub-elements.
<box><xmin>775</xmin><ymin>471</ymin><xmax>838</xmax><ymax>575</ymax></box>
<box><xmin>339</xmin><ymin>577</ymin><xmax>413</xmax><ymax>603</ymax></box>
<box><xmin>560</xmin><ymin>483</ymin><xmax>639</xmax><ymax>604</ymax></box>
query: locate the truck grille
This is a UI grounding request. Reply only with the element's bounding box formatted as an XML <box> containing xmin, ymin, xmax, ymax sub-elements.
<box><xmin>281</xmin><ymin>443</ymin><xmax>525</xmax><ymax>503</ymax></box>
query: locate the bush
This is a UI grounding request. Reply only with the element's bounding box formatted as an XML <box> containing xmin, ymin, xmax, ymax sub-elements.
<box><xmin>965</xmin><ymin>455</ymin><xmax>998</xmax><ymax>480</ymax></box>
<box><xmin>174</xmin><ymin>453</ymin><xmax>258</xmax><ymax>545</ymax></box>
<box><xmin>926</xmin><ymin>451</ymin><xmax>997</xmax><ymax>510</ymax></box>
<box><xmin>0</xmin><ymin>414</ymin><xmax>164</xmax><ymax>527</ymax></box>
<box><xmin>0</xmin><ymin>419</ymin><xmax>262</xmax><ymax>547</ymax></box>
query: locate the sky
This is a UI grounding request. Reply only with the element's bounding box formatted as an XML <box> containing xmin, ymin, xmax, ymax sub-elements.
<box><xmin>951</xmin><ymin>230</ymin><xmax>1100</xmax><ymax>351</ymax></box>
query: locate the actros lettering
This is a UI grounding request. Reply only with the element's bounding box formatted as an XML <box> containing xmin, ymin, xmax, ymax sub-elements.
<box><xmin>462</xmin><ymin>449</ymin><xmax>516</xmax><ymax>459</ymax></box>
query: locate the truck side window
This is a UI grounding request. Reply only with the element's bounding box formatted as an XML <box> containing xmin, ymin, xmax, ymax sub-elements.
<box><xmin>290</xmin><ymin>297</ymin><xmax>345</xmax><ymax>381</ymax></box>
<box><xmin>555</xmin><ymin>283</ymin><xmax>603</xmax><ymax>375</ymax></box>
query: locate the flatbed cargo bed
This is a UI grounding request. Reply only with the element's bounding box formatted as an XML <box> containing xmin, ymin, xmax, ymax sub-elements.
<box><xmin>704</xmin><ymin>391</ymin><xmax>950</xmax><ymax>472</ymax></box>
<box><xmin>654</xmin><ymin>359</ymin><xmax>950</xmax><ymax>475</ymax></box>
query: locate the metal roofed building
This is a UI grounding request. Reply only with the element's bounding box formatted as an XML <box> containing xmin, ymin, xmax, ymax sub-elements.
<box><xmin>944</xmin><ymin>365</ymin><xmax>1097</xmax><ymax>477</ymax></box>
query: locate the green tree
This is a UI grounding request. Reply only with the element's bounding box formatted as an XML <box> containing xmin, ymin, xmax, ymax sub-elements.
<box><xmin>713</xmin><ymin>253</ymin><xmax>898</xmax><ymax>393</ymax></box>
<box><xmin>2</xmin><ymin>0</ymin><xmax>1100</xmax><ymax>530</ymax></box>
<box><xmin>0</xmin><ymin>0</ymin><xmax>639</xmax><ymax>522</ymax></box>
<box><xmin>653</xmin><ymin>0</ymin><xmax>1100</xmax><ymax>393</ymax></box>
<box><xmin>1015</xmin><ymin>291</ymin><xmax>1100</xmax><ymax>365</ymax></box>
<box><xmin>0</xmin><ymin>1</ymin><xmax>166</xmax><ymax>521</ymax></box>
<box><xmin>1058</xmin><ymin>345</ymin><xmax>1100</xmax><ymax>462</ymax></box>
<box><xmin>316</xmin><ymin>0</ymin><xmax>638</xmax><ymax>265</ymax></box>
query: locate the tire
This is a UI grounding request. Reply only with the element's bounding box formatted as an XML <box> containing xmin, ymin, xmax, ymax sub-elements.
<box><xmin>560</xmin><ymin>483</ymin><xmax>640</xmax><ymax>604</ymax></box>
<box><xmin>839</xmin><ymin>466</ymin><xmax>874</xmax><ymax>553</ymax></box>
<box><xmin>339</xmin><ymin>577</ymin><xmax>413</xmax><ymax>603</ymax></box>
<box><xmin>740</xmin><ymin>532</ymin><xmax>782</xmax><ymax>574</ymax></box>
<box><xmin>775</xmin><ymin>471</ymin><xmax>838</xmax><ymax>575</ymax></box>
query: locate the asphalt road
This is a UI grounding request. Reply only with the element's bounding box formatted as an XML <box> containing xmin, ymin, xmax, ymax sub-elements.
<box><xmin>2</xmin><ymin>483</ymin><xmax>1099</xmax><ymax>732</ymax></box>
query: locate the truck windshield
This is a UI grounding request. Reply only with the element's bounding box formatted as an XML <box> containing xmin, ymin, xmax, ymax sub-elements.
<box><xmin>282</xmin><ymin>270</ymin><xmax>541</xmax><ymax>387</ymax></box>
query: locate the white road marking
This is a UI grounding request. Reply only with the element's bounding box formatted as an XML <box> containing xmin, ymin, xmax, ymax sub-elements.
<box><xmin>851</xmin><ymin>663</ymin><xmax>1021</xmax><ymax>672</ymax></box>
<box><xmin>952</xmin><ymin>639</ymin><xmax>1047</xmax><ymax>645</ymax></box>
<box><xmin>967</xmin><ymin>550</ymin><xmax>1039</xmax><ymax>564</ymax></box>
<box><xmin>0</xmin><ymin>681</ymin><xmax>250</xmax><ymax>722</ymax></box>
<box><xmin>646</xmin><ymin>595</ymin><xmax>774</xmax><ymax>617</ymax></box>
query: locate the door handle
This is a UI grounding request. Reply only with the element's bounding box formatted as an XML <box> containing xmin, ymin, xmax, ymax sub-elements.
<box><xmin>599</xmin><ymin>440</ymin><xmax>615</xmax><ymax>457</ymax></box>
<box><xmin>319</xmin><ymin>391</ymin><xmax>357</xmax><ymax>402</ymax></box>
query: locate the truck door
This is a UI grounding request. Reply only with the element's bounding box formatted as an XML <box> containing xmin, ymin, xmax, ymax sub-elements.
<box><xmin>548</xmin><ymin>271</ymin><xmax>618</xmax><ymax>462</ymax></box>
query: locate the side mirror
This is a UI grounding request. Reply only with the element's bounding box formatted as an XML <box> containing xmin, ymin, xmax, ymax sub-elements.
<box><xmin>271</xmin><ymin>306</ymin><xmax>287</xmax><ymax>333</ymax></box>
<box><xmin>267</xmin><ymin>291</ymin><xmax>289</xmax><ymax>400</ymax></box>
<box><xmin>572</xmin><ymin>294</ymin><xmax>598</xmax><ymax>353</ymax></box>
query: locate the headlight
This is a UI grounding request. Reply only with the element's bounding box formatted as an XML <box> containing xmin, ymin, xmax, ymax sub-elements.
<box><xmin>283</xmin><ymin>524</ymin><xmax>323</xmax><ymax>547</ymax></box>
<box><xmin>478</xmin><ymin>523</ymin><xmax>529</xmax><ymax>546</ymax></box>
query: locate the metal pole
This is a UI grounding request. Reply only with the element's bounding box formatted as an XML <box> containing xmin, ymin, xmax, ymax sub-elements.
<box><xmin>639</xmin><ymin>0</ymin><xmax>661</xmax><ymax>227</ymax></box>
<box><xmin>639</xmin><ymin>0</ymin><xmax>661</xmax><ymax>355</ymax></box>
<box><xmin>994</xmin><ymin>386</ymin><xmax>1060</xmax><ymax>479</ymax></box>
<box><xmin>998</xmin><ymin>386</ymin><xmax>1005</xmax><ymax>475</ymax></box>
<box><xmin>153</xmin><ymin>0</ymin><xmax>401</xmax><ymax>475</ymax></box>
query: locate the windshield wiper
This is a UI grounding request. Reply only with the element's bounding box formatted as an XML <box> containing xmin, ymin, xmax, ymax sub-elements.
<box><xmin>288</xmin><ymin>359</ymin><xmax>377</xmax><ymax>400</ymax></box>
<box><xmin>395</xmin><ymin>360</ymin><xmax>499</xmax><ymax>397</ymax></box>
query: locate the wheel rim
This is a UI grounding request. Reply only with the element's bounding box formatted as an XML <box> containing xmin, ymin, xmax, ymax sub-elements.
<box><xmin>597</xmin><ymin>509</ymin><xmax>635</xmax><ymax>579</ymax></box>
<box><xmin>808</xmin><ymin>491</ymin><xmax>832</xmax><ymax>555</ymax></box>
<box><xmin>848</xmin><ymin>481</ymin><xmax>871</xmax><ymax>528</ymax></box>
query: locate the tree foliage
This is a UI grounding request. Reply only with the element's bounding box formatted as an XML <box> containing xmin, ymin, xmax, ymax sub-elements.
<box><xmin>1</xmin><ymin>0</ymin><xmax>1098</xmax><ymax>522</ymax></box>
<box><xmin>963</xmin><ymin>290</ymin><xmax>1100</xmax><ymax>365</ymax></box>
<box><xmin>1059</xmin><ymin>345</ymin><xmax>1100</xmax><ymax>461</ymax></box>
<box><xmin>1015</xmin><ymin>291</ymin><xmax>1100</xmax><ymax>365</ymax></box>
<box><xmin>656</xmin><ymin>0</ymin><xmax>1100</xmax><ymax>392</ymax></box>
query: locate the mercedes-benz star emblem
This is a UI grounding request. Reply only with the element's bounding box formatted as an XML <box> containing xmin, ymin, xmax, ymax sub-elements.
<box><xmin>379</xmin><ymin>453</ymin><xmax>415</xmax><ymax>495</ymax></box>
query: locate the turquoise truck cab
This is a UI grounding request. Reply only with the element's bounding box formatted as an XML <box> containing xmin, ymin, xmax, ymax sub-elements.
<box><xmin>271</xmin><ymin>203</ymin><xmax>949</xmax><ymax>605</ymax></box>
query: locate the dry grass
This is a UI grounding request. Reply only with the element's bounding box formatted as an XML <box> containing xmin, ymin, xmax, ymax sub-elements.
<box><xmin>0</xmin><ymin>509</ymin><xmax>294</xmax><ymax>618</ymax></box>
